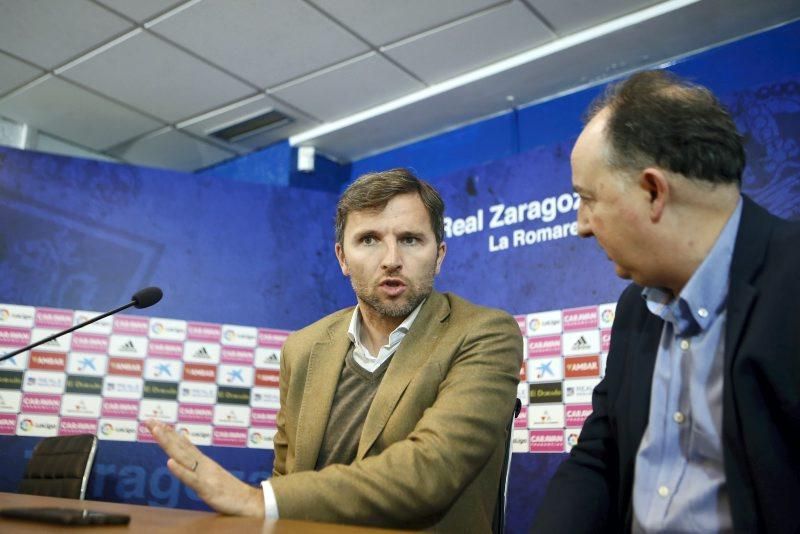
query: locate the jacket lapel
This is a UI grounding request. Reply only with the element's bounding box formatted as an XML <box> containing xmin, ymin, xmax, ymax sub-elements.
<box><xmin>357</xmin><ymin>292</ymin><xmax>450</xmax><ymax>459</ymax></box>
<box><xmin>294</xmin><ymin>313</ymin><xmax>352</xmax><ymax>471</ymax></box>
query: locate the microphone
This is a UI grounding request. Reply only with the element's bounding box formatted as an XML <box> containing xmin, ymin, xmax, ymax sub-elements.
<box><xmin>0</xmin><ymin>286</ymin><xmax>163</xmax><ymax>363</ymax></box>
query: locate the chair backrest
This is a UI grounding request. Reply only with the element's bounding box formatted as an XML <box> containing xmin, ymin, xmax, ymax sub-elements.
<box><xmin>19</xmin><ymin>434</ymin><xmax>98</xmax><ymax>500</ymax></box>
<box><xmin>492</xmin><ymin>398</ymin><xmax>522</xmax><ymax>534</ymax></box>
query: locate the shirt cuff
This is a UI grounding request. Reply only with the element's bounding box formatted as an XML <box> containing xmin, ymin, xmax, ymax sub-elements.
<box><xmin>260</xmin><ymin>479</ymin><xmax>280</xmax><ymax>519</ymax></box>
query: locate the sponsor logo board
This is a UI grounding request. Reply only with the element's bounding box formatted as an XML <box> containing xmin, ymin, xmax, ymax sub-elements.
<box><xmin>247</xmin><ymin>428</ymin><xmax>276</xmax><ymax>449</ymax></box>
<box><xmin>0</xmin><ymin>327</ymin><xmax>30</xmax><ymax>347</ymax></box>
<box><xmin>149</xmin><ymin>318</ymin><xmax>187</xmax><ymax>341</ymax></box>
<box><xmin>249</xmin><ymin>387</ymin><xmax>279</xmax><ymax>409</ymax></box>
<box><xmin>563</xmin><ymin>378</ymin><xmax>600</xmax><ymax>404</ymax></box>
<box><xmin>66</xmin><ymin>353</ymin><xmax>108</xmax><ymax>376</ymax></box>
<box><xmin>562</xmin><ymin>330</ymin><xmax>600</xmax><ymax>356</ymax></box>
<box><xmin>113</xmin><ymin>316</ymin><xmax>149</xmax><ymax>336</ymax></box>
<box><xmin>527</xmin><ymin>335</ymin><xmax>562</xmax><ymax>358</ymax></box>
<box><xmin>139</xmin><ymin>399</ymin><xmax>178</xmax><ymax>423</ymax></box>
<box><xmin>108</xmin><ymin>358</ymin><xmax>144</xmax><ymax>377</ymax></box>
<box><xmin>529</xmin><ymin>430</ymin><xmax>565</xmax><ymax>453</ymax></box>
<box><xmin>257</xmin><ymin>329</ymin><xmax>289</xmax><ymax>348</ymax></box>
<box><xmin>527</xmin><ymin>356</ymin><xmax>563</xmax><ymax>383</ymax></box>
<box><xmin>565</xmin><ymin>404</ymin><xmax>593</xmax><ymax>427</ymax></box>
<box><xmin>254</xmin><ymin>348</ymin><xmax>280</xmax><ymax>369</ymax></box>
<box><xmin>101</xmin><ymin>399</ymin><xmax>139</xmax><ymax>419</ymax></box>
<box><xmin>526</xmin><ymin>311</ymin><xmax>562</xmax><ymax>337</ymax></box>
<box><xmin>176</xmin><ymin>423</ymin><xmax>213</xmax><ymax>446</ymax></box>
<box><xmin>143</xmin><ymin>359</ymin><xmax>182</xmax><ymax>382</ymax></box>
<box><xmin>98</xmin><ymin>419</ymin><xmax>138</xmax><ymax>441</ymax></box>
<box><xmin>71</xmin><ymin>333</ymin><xmax>109</xmax><ymax>353</ymax></box>
<box><xmin>213</xmin><ymin>405</ymin><xmax>250</xmax><ymax>428</ymax></box>
<box><xmin>30</xmin><ymin>328</ymin><xmax>70</xmax><ymax>353</ymax></box>
<box><xmin>217</xmin><ymin>364</ymin><xmax>253</xmax><ymax>388</ymax></box>
<box><xmin>21</xmin><ymin>393</ymin><xmax>61</xmax><ymax>414</ymax></box>
<box><xmin>250</xmin><ymin>408</ymin><xmax>278</xmax><ymax>428</ymax></box>
<box><xmin>66</xmin><ymin>375</ymin><xmax>103</xmax><ymax>395</ymax></box>
<box><xmin>0</xmin><ymin>370</ymin><xmax>24</xmax><ymax>390</ymax></box>
<box><xmin>35</xmin><ymin>308</ymin><xmax>73</xmax><ymax>329</ymax></box>
<box><xmin>73</xmin><ymin>311</ymin><xmax>112</xmax><ymax>335</ymax></box>
<box><xmin>178</xmin><ymin>404</ymin><xmax>214</xmax><ymax>424</ymax></box>
<box><xmin>529</xmin><ymin>382</ymin><xmax>562</xmax><ymax>404</ymax></box>
<box><xmin>108</xmin><ymin>335</ymin><xmax>147</xmax><ymax>358</ymax></box>
<box><xmin>0</xmin><ymin>391</ymin><xmax>22</xmax><ymax>413</ymax></box>
<box><xmin>143</xmin><ymin>381</ymin><xmax>178</xmax><ymax>400</ymax></box>
<box><xmin>183</xmin><ymin>341</ymin><xmax>220</xmax><ymax>365</ymax></box>
<box><xmin>147</xmin><ymin>340</ymin><xmax>184</xmax><ymax>359</ymax></box>
<box><xmin>17</xmin><ymin>414</ymin><xmax>59</xmax><ymax>437</ymax></box>
<box><xmin>23</xmin><ymin>370</ymin><xmax>66</xmax><ymax>394</ymax></box>
<box><xmin>528</xmin><ymin>403</ymin><xmax>565</xmax><ymax>429</ymax></box>
<box><xmin>0</xmin><ymin>414</ymin><xmax>17</xmax><ymax>434</ymax></box>
<box><xmin>564</xmin><ymin>355</ymin><xmax>600</xmax><ymax>378</ymax></box>
<box><xmin>222</xmin><ymin>325</ymin><xmax>257</xmax><ymax>348</ymax></box>
<box><xmin>212</xmin><ymin>427</ymin><xmax>248</xmax><ymax>447</ymax></box>
<box><xmin>59</xmin><ymin>417</ymin><xmax>98</xmax><ymax>436</ymax></box>
<box><xmin>178</xmin><ymin>382</ymin><xmax>217</xmax><ymax>405</ymax></box>
<box><xmin>0</xmin><ymin>305</ymin><xmax>35</xmax><ymax>328</ymax></box>
<box><xmin>102</xmin><ymin>376</ymin><xmax>143</xmax><ymax>400</ymax></box>
<box><xmin>187</xmin><ymin>322</ymin><xmax>221</xmax><ymax>342</ymax></box>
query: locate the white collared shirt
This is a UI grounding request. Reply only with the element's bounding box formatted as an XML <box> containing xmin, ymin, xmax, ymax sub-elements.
<box><xmin>261</xmin><ymin>299</ymin><xmax>426</xmax><ymax>518</ymax></box>
<box><xmin>347</xmin><ymin>299</ymin><xmax>425</xmax><ymax>372</ymax></box>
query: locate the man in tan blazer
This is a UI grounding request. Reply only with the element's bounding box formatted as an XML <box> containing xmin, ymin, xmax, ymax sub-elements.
<box><xmin>148</xmin><ymin>168</ymin><xmax>523</xmax><ymax>532</ymax></box>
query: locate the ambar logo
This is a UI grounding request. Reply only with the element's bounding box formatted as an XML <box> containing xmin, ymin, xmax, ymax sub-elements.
<box><xmin>529</xmin><ymin>382</ymin><xmax>563</xmax><ymax>404</ymax></box>
<box><xmin>66</xmin><ymin>376</ymin><xmax>103</xmax><ymax>394</ymax></box>
<box><xmin>109</xmin><ymin>358</ymin><xmax>144</xmax><ymax>377</ymax></box>
<box><xmin>565</xmin><ymin>355</ymin><xmax>600</xmax><ymax>378</ymax></box>
<box><xmin>183</xmin><ymin>364</ymin><xmax>216</xmax><ymax>382</ymax></box>
<box><xmin>143</xmin><ymin>381</ymin><xmax>178</xmax><ymax>400</ymax></box>
<box><xmin>29</xmin><ymin>352</ymin><xmax>66</xmax><ymax>371</ymax></box>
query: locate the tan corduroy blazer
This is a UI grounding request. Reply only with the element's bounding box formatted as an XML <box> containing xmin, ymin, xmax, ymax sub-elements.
<box><xmin>269</xmin><ymin>291</ymin><xmax>523</xmax><ymax>532</ymax></box>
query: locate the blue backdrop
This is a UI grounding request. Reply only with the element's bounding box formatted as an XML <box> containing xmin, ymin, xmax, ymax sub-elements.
<box><xmin>1</xmin><ymin>19</ymin><xmax>799</xmax><ymax>534</ymax></box>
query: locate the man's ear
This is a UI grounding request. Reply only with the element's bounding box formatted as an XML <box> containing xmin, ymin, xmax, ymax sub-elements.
<box><xmin>640</xmin><ymin>167</ymin><xmax>669</xmax><ymax>223</ymax></box>
<box><xmin>334</xmin><ymin>243</ymin><xmax>349</xmax><ymax>276</ymax></box>
<box><xmin>434</xmin><ymin>241</ymin><xmax>447</xmax><ymax>275</ymax></box>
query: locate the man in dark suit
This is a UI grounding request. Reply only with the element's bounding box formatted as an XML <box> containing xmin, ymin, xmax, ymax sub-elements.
<box><xmin>532</xmin><ymin>71</ymin><xmax>800</xmax><ymax>533</ymax></box>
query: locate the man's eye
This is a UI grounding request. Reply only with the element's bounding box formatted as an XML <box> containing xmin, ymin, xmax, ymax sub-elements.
<box><xmin>361</xmin><ymin>236</ymin><xmax>376</xmax><ymax>245</ymax></box>
<box><xmin>401</xmin><ymin>237</ymin><xmax>418</xmax><ymax>245</ymax></box>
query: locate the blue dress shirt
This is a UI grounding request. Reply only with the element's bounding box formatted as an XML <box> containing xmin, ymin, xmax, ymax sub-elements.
<box><xmin>633</xmin><ymin>198</ymin><xmax>743</xmax><ymax>533</ymax></box>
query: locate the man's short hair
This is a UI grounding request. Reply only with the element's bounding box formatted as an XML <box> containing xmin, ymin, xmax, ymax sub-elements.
<box><xmin>587</xmin><ymin>70</ymin><xmax>745</xmax><ymax>185</ymax></box>
<box><xmin>335</xmin><ymin>168</ymin><xmax>445</xmax><ymax>245</ymax></box>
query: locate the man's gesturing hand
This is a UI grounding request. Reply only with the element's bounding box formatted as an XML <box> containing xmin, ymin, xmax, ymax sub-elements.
<box><xmin>145</xmin><ymin>419</ymin><xmax>266</xmax><ymax>517</ymax></box>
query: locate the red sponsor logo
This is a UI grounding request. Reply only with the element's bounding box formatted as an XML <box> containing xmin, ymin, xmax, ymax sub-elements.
<box><xmin>178</xmin><ymin>404</ymin><xmax>213</xmax><ymax>423</ymax></box>
<box><xmin>113</xmin><ymin>316</ymin><xmax>149</xmax><ymax>336</ymax></box>
<box><xmin>565</xmin><ymin>404</ymin><xmax>593</xmax><ymax>427</ymax></box>
<box><xmin>59</xmin><ymin>417</ymin><xmax>98</xmax><ymax>436</ymax></box>
<box><xmin>212</xmin><ymin>427</ymin><xmax>247</xmax><ymax>447</ymax></box>
<box><xmin>147</xmin><ymin>340</ymin><xmax>183</xmax><ymax>359</ymax></box>
<box><xmin>183</xmin><ymin>364</ymin><xmax>216</xmax><ymax>382</ymax></box>
<box><xmin>255</xmin><ymin>369</ymin><xmax>280</xmax><ymax>388</ymax></box>
<box><xmin>564</xmin><ymin>355</ymin><xmax>600</xmax><ymax>378</ymax></box>
<box><xmin>29</xmin><ymin>351</ymin><xmax>66</xmax><ymax>371</ymax></box>
<box><xmin>258</xmin><ymin>329</ymin><xmax>289</xmax><ymax>348</ymax></box>
<box><xmin>250</xmin><ymin>408</ymin><xmax>278</xmax><ymax>428</ymax></box>
<box><xmin>0</xmin><ymin>414</ymin><xmax>17</xmax><ymax>434</ymax></box>
<box><xmin>101</xmin><ymin>399</ymin><xmax>139</xmax><ymax>418</ymax></box>
<box><xmin>71</xmin><ymin>333</ymin><xmax>109</xmax><ymax>353</ymax></box>
<box><xmin>21</xmin><ymin>393</ymin><xmax>61</xmax><ymax>414</ymax></box>
<box><xmin>529</xmin><ymin>430</ymin><xmax>564</xmax><ymax>453</ymax></box>
<box><xmin>137</xmin><ymin>422</ymin><xmax>157</xmax><ymax>443</ymax></box>
<box><xmin>527</xmin><ymin>335</ymin><xmax>562</xmax><ymax>357</ymax></box>
<box><xmin>35</xmin><ymin>308</ymin><xmax>73</xmax><ymax>329</ymax></box>
<box><xmin>562</xmin><ymin>306</ymin><xmax>598</xmax><ymax>331</ymax></box>
<box><xmin>187</xmin><ymin>322</ymin><xmax>222</xmax><ymax>342</ymax></box>
<box><xmin>601</xmin><ymin>329</ymin><xmax>612</xmax><ymax>352</ymax></box>
<box><xmin>514</xmin><ymin>405</ymin><xmax>528</xmax><ymax>429</ymax></box>
<box><xmin>221</xmin><ymin>347</ymin><xmax>254</xmax><ymax>364</ymax></box>
<box><xmin>108</xmin><ymin>358</ymin><xmax>144</xmax><ymax>377</ymax></box>
<box><xmin>0</xmin><ymin>327</ymin><xmax>31</xmax><ymax>346</ymax></box>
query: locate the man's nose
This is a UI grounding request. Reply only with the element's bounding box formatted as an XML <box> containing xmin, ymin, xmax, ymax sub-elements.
<box><xmin>382</xmin><ymin>242</ymin><xmax>402</xmax><ymax>270</ymax></box>
<box><xmin>577</xmin><ymin>208</ymin><xmax>593</xmax><ymax>238</ymax></box>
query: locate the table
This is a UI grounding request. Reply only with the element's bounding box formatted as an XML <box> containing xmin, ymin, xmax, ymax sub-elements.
<box><xmin>0</xmin><ymin>492</ymin><xmax>411</xmax><ymax>533</ymax></box>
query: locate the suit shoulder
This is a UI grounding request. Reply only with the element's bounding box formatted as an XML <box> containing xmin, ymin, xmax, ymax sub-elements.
<box><xmin>283</xmin><ymin>306</ymin><xmax>353</xmax><ymax>351</ymax></box>
<box><xmin>442</xmin><ymin>292</ymin><xmax>520</xmax><ymax>331</ymax></box>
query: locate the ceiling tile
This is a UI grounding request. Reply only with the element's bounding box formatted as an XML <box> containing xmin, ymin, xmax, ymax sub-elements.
<box><xmin>60</xmin><ymin>32</ymin><xmax>255</xmax><ymax>123</ymax></box>
<box><xmin>310</xmin><ymin>0</ymin><xmax>506</xmax><ymax>46</ymax></box>
<box><xmin>149</xmin><ymin>0</ymin><xmax>369</xmax><ymax>89</ymax></box>
<box><xmin>0</xmin><ymin>51</ymin><xmax>43</xmax><ymax>97</ymax></box>
<box><xmin>384</xmin><ymin>1</ymin><xmax>554</xmax><ymax>84</ymax></box>
<box><xmin>0</xmin><ymin>76</ymin><xmax>163</xmax><ymax>150</ymax></box>
<box><xmin>524</xmin><ymin>0</ymin><xmax>663</xmax><ymax>36</ymax></box>
<box><xmin>178</xmin><ymin>94</ymin><xmax>319</xmax><ymax>152</ymax></box>
<box><xmin>271</xmin><ymin>53</ymin><xmax>424</xmax><ymax>122</ymax></box>
<box><xmin>109</xmin><ymin>128</ymin><xmax>236</xmax><ymax>172</ymax></box>
<box><xmin>93</xmin><ymin>0</ymin><xmax>186</xmax><ymax>22</ymax></box>
<box><xmin>0</xmin><ymin>0</ymin><xmax>132</xmax><ymax>69</ymax></box>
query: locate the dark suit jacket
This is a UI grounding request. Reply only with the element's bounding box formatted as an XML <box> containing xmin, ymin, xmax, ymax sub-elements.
<box><xmin>532</xmin><ymin>196</ymin><xmax>800</xmax><ymax>533</ymax></box>
<box><xmin>270</xmin><ymin>291</ymin><xmax>523</xmax><ymax>532</ymax></box>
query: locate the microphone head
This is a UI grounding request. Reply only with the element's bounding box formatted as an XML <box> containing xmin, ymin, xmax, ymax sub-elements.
<box><xmin>131</xmin><ymin>287</ymin><xmax>163</xmax><ymax>309</ymax></box>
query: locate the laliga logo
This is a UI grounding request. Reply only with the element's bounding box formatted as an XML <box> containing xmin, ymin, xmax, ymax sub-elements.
<box><xmin>223</xmin><ymin>330</ymin><xmax>236</xmax><ymax>342</ymax></box>
<box><xmin>20</xmin><ymin>419</ymin><xmax>33</xmax><ymax>431</ymax></box>
<box><xmin>601</xmin><ymin>309</ymin><xmax>615</xmax><ymax>323</ymax></box>
<box><xmin>0</xmin><ymin>309</ymin><xmax>8</xmax><ymax>321</ymax></box>
<box><xmin>566</xmin><ymin>432</ymin><xmax>580</xmax><ymax>447</ymax></box>
<box><xmin>528</xmin><ymin>317</ymin><xmax>541</xmax><ymax>332</ymax></box>
<box><xmin>151</xmin><ymin>323</ymin><xmax>164</xmax><ymax>335</ymax></box>
<box><xmin>250</xmin><ymin>432</ymin><xmax>263</xmax><ymax>444</ymax></box>
<box><xmin>101</xmin><ymin>423</ymin><xmax>114</xmax><ymax>435</ymax></box>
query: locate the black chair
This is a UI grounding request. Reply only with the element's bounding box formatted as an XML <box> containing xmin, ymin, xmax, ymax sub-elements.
<box><xmin>493</xmin><ymin>398</ymin><xmax>522</xmax><ymax>534</ymax></box>
<box><xmin>19</xmin><ymin>434</ymin><xmax>98</xmax><ymax>499</ymax></box>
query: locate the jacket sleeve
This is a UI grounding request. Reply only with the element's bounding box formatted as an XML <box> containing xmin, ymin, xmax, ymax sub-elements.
<box><xmin>269</xmin><ymin>311</ymin><xmax>523</xmax><ymax>528</ymax></box>
<box><xmin>271</xmin><ymin>345</ymin><xmax>290</xmax><ymax>477</ymax></box>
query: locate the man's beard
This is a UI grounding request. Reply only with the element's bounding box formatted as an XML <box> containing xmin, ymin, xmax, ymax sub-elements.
<box><xmin>350</xmin><ymin>266</ymin><xmax>435</xmax><ymax>318</ymax></box>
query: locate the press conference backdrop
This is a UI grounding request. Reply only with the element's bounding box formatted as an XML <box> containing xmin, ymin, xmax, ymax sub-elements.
<box><xmin>1</xmin><ymin>20</ymin><xmax>799</xmax><ymax>534</ymax></box>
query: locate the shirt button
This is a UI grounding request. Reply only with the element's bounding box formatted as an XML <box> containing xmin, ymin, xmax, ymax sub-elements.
<box><xmin>658</xmin><ymin>485</ymin><xmax>670</xmax><ymax>497</ymax></box>
<box><xmin>673</xmin><ymin>412</ymin><xmax>685</xmax><ymax>424</ymax></box>
<box><xmin>698</xmin><ymin>308</ymin><xmax>708</xmax><ymax>318</ymax></box>
<box><xmin>680</xmin><ymin>339</ymin><xmax>690</xmax><ymax>351</ymax></box>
